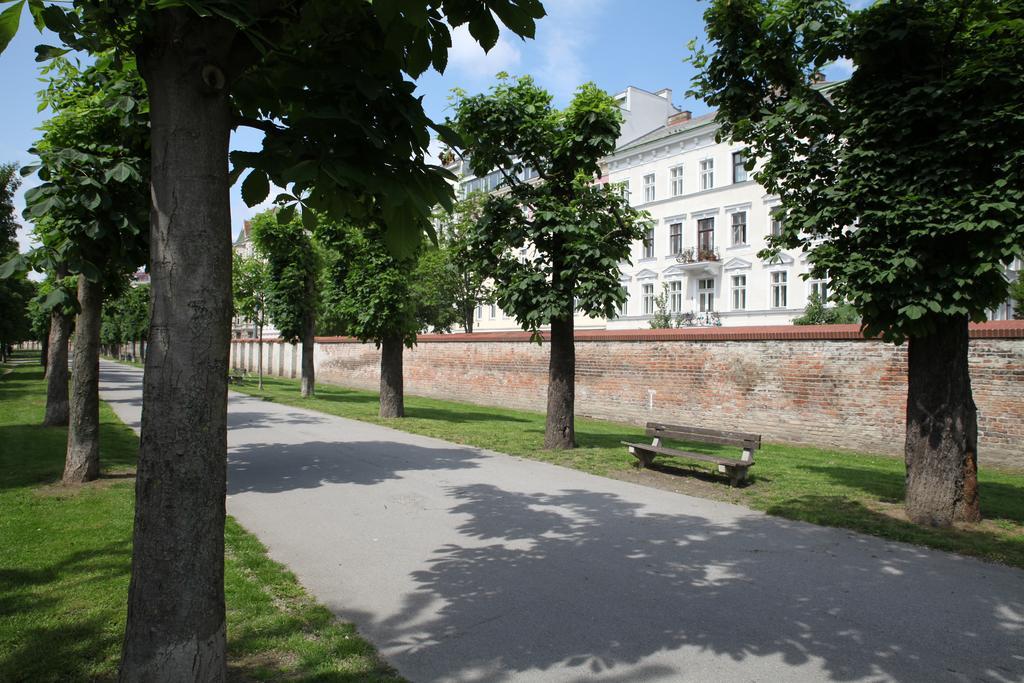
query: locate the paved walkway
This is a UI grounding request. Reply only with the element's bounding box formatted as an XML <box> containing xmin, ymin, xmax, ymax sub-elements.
<box><xmin>98</xmin><ymin>361</ymin><xmax>1024</xmax><ymax>683</ymax></box>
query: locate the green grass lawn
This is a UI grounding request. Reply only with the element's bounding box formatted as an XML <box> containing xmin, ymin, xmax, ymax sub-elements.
<box><xmin>230</xmin><ymin>370</ymin><xmax>1024</xmax><ymax>569</ymax></box>
<box><xmin>0</xmin><ymin>352</ymin><xmax>401</xmax><ymax>682</ymax></box>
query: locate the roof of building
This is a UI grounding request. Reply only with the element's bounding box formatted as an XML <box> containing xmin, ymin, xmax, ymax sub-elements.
<box><xmin>234</xmin><ymin>220</ymin><xmax>252</xmax><ymax>245</ymax></box>
<box><xmin>613</xmin><ymin>110</ymin><xmax>719</xmax><ymax>154</ymax></box>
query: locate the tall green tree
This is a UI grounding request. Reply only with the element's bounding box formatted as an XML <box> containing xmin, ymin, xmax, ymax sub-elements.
<box><xmin>101</xmin><ymin>280</ymin><xmax>150</xmax><ymax>358</ymax></box>
<box><xmin>12</xmin><ymin>54</ymin><xmax>150</xmax><ymax>485</ymax></box>
<box><xmin>691</xmin><ymin>0</ymin><xmax>1024</xmax><ymax>526</ymax></box>
<box><xmin>249</xmin><ymin>210</ymin><xmax>319</xmax><ymax>397</ymax></box>
<box><xmin>451</xmin><ymin>75</ymin><xmax>648</xmax><ymax>449</ymax></box>
<box><xmin>2</xmin><ymin>1</ymin><xmax>544</xmax><ymax>675</ymax></box>
<box><xmin>319</xmin><ymin>222</ymin><xmax>420</xmax><ymax>418</ymax></box>
<box><xmin>232</xmin><ymin>252</ymin><xmax>271</xmax><ymax>390</ymax></box>
<box><xmin>434</xmin><ymin>191</ymin><xmax>493</xmax><ymax>333</ymax></box>
<box><xmin>0</xmin><ymin>162</ymin><xmax>33</xmax><ymax>361</ymax></box>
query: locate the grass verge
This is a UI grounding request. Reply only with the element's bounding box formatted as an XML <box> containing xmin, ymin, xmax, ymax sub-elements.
<box><xmin>229</xmin><ymin>369</ymin><xmax>1024</xmax><ymax>569</ymax></box>
<box><xmin>0</xmin><ymin>352</ymin><xmax>401</xmax><ymax>682</ymax></box>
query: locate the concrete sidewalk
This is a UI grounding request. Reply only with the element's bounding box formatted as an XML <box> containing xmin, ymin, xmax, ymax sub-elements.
<box><xmin>99</xmin><ymin>361</ymin><xmax>1024</xmax><ymax>682</ymax></box>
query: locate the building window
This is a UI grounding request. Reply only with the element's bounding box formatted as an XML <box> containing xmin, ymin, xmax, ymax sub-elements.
<box><xmin>770</xmin><ymin>212</ymin><xmax>783</xmax><ymax>237</ymax></box>
<box><xmin>700</xmin><ymin>158</ymin><xmax>714</xmax><ymax>190</ymax></box>
<box><xmin>489</xmin><ymin>304</ymin><xmax>497</xmax><ymax>319</ymax></box>
<box><xmin>619</xmin><ymin>179</ymin><xmax>630</xmax><ymax>201</ymax></box>
<box><xmin>731</xmin><ymin>275</ymin><xmax>747</xmax><ymax>310</ymax></box>
<box><xmin>642</xmin><ymin>225</ymin><xmax>655</xmax><ymax>259</ymax></box>
<box><xmin>642</xmin><ymin>283</ymin><xmax>655</xmax><ymax>315</ymax></box>
<box><xmin>669</xmin><ymin>280</ymin><xmax>683</xmax><ymax>313</ymax></box>
<box><xmin>476</xmin><ymin>305</ymin><xmax>483</xmax><ymax>320</ymax></box>
<box><xmin>698</xmin><ymin>278</ymin><xmax>715</xmax><ymax>313</ymax></box>
<box><xmin>643</xmin><ymin>173</ymin><xmax>656</xmax><ymax>202</ymax></box>
<box><xmin>669</xmin><ymin>222</ymin><xmax>683</xmax><ymax>255</ymax></box>
<box><xmin>731</xmin><ymin>211</ymin><xmax>747</xmax><ymax>246</ymax></box>
<box><xmin>809</xmin><ymin>278</ymin><xmax>829</xmax><ymax>301</ymax></box>
<box><xmin>670</xmin><ymin>166</ymin><xmax>684</xmax><ymax>196</ymax></box>
<box><xmin>771</xmin><ymin>271</ymin><xmax>788</xmax><ymax>308</ymax></box>
<box><xmin>697</xmin><ymin>217</ymin><xmax>715</xmax><ymax>254</ymax></box>
<box><xmin>732</xmin><ymin>150</ymin><xmax>748</xmax><ymax>183</ymax></box>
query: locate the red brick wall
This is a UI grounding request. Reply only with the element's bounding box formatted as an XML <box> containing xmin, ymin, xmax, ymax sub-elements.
<box><xmin>236</xmin><ymin>322</ymin><xmax>1024</xmax><ymax>468</ymax></box>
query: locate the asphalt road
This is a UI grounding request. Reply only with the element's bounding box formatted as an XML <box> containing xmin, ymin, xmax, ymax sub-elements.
<box><xmin>98</xmin><ymin>360</ymin><xmax>1024</xmax><ymax>682</ymax></box>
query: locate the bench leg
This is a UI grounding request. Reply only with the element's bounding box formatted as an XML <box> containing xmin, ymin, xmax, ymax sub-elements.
<box><xmin>727</xmin><ymin>467</ymin><xmax>749</xmax><ymax>487</ymax></box>
<box><xmin>629</xmin><ymin>447</ymin><xmax>655</xmax><ymax>469</ymax></box>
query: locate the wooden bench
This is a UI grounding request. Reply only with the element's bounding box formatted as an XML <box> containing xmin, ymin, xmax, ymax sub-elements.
<box><xmin>622</xmin><ymin>422</ymin><xmax>761</xmax><ymax>487</ymax></box>
<box><xmin>228</xmin><ymin>368</ymin><xmax>247</xmax><ymax>385</ymax></box>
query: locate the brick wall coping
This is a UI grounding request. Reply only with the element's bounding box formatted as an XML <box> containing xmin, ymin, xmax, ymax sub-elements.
<box><xmin>245</xmin><ymin>320</ymin><xmax>1024</xmax><ymax>344</ymax></box>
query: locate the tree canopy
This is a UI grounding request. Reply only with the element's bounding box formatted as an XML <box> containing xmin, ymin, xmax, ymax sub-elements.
<box><xmin>249</xmin><ymin>210</ymin><xmax>318</xmax><ymax>345</ymax></box>
<box><xmin>690</xmin><ymin>0</ymin><xmax>1024</xmax><ymax>343</ymax></box>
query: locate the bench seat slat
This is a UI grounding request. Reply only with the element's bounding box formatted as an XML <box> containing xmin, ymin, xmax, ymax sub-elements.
<box><xmin>622</xmin><ymin>442</ymin><xmax>755</xmax><ymax>468</ymax></box>
<box><xmin>644</xmin><ymin>430</ymin><xmax>759</xmax><ymax>449</ymax></box>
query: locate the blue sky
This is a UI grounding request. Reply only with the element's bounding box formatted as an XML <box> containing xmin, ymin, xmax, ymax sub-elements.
<box><xmin>0</xmin><ymin>0</ymin><xmax>851</xmax><ymax>256</ymax></box>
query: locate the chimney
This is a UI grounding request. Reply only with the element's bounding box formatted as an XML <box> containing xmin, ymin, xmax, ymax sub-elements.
<box><xmin>667</xmin><ymin>110</ymin><xmax>692</xmax><ymax>126</ymax></box>
<box><xmin>655</xmin><ymin>88</ymin><xmax>672</xmax><ymax>101</ymax></box>
<box><xmin>810</xmin><ymin>71</ymin><xmax>827</xmax><ymax>84</ymax></box>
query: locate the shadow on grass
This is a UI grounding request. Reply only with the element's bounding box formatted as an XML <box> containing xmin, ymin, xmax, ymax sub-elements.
<box><xmin>765</xmin><ymin>494</ymin><xmax>1024</xmax><ymax>567</ymax></box>
<box><xmin>0</xmin><ymin>540</ymin><xmax>131</xmax><ymax>682</ymax></box>
<box><xmin>804</xmin><ymin>464</ymin><xmax>1024</xmax><ymax>524</ymax></box>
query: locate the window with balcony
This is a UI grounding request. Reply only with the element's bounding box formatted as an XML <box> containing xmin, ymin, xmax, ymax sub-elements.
<box><xmin>642</xmin><ymin>225</ymin><xmax>655</xmax><ymax>259</ymax></box>
<box><xmin>732</xmin><ymin>150</ymin><xmax>748</xmax><ymax>183</ymax></box>
<box><xmin>731</xmin><ymin>275</ymin><xmax>747</xmax><ymax>310</ymax></box>
<box><xmin>731</xmin><ymin>211</ymin><xmax>747</xmax><ymax>246</ymax></box>
<box><xmin>697</xmin><ymin>217</ymin><xmax>715</xmax><ymax>255</ymax></box>
<box><xmin>771</xmin><ymin>271</ymin><xmax>788</xmax><ymax>308</ymax></box>
<box><xmin>700</xmin><ymin>158</ymin><xmax>714</xmax><ymax>190</ymax></box>
<box><xmin>670</xmin><ymin>166</ymin><xmax>684</xmax><ymax>196</ymax></box>
<box><xmin>698</xmin><ymin>278</ymin><xmax>715</xmax><ymax>312</ymax></box>
<box><xmin>642</xmin><ymin>283</ymin><xmax>655</xmax><ymax>315</ymax></box>
<box><xmin>643</xmin><ymin>173</ymin><xmax>656</xmax><ymax>202</ymax></box>
<box><xmin>669</xmin><ymin>280</ymin><xmax>683</xmax><ymax>313</ymax></box>
<box><xmin>669</xmin><ymin>222</ymin><xmax>683</xmax><ymax>255</ymax></box>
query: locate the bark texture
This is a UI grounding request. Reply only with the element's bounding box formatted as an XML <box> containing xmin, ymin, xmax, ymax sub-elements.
<box><xmin>904</xmin><ymin>316</ymin><xmax>981</xmax><ymax>527</ymax></box>
<box><xmin>544</xmin><ymin>315</ymin><xmax>576</xmax><ymax>449</ymax></box>
<box><xmin>43</xmin><ymin>308</ymin><xmax>71</xmax><ymax>426</ymax></box>
<box><xmin>300</xmin><ymin>305</ymin><xmax>315</xmax><ymax>398</ymax></box>
<box><xmin>120</xmin><ymin>11</ymin><xmax>233</xmax><ymax>680</ymax></box>
<box><xmin>63</xmin><ymin>275</ymin><xmax>102</xmax><ymax>484</ymax></box>
<box><xmin>379</xmin><ymin>335</ymin><xmax>404</xmax><ymax>418</ymax></box>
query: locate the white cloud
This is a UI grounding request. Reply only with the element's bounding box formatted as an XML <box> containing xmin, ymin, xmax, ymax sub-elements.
<box><xmin>532</xmin><ymin>0</ymin><xmax>609</xmax><ymax>103</ymax></box>
<box><xmin>447</xmin><ymin>24</ymin><xmax>522</xmax><ymax>80</ymax></box>
<box><xmin>826</xmin><ymin>57</ymin><xmax>856</xmax><ymax>79</ymax></box>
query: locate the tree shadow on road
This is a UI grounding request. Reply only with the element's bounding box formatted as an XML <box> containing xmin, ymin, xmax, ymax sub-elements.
<box><xmin>341</xmin><ymin>482</ymin><xmax>1023</xmax><ymax>682</ymax></box>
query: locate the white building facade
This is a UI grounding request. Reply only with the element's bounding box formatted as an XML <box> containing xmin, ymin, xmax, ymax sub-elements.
<box><xmin>450</xmin><ymin>86</ymin><xmax>1020</xmax><ymax>330</ymax></box>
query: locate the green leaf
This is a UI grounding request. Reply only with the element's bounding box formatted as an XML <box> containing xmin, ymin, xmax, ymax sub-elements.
<box><xmin>0</xmin><ymin>0</ymin><xmax>25</xmax><ymax>55</ymax></box>
<box><xmin>276</xmin><ymin>204</ymin><xmax>296</xmax><ymax>225</ymax></box>
<box><xmin>241</xmin><ymin>169</ymin><xmax>270</xmax><ymax>207</ymax></box>
<box><xmin>106</xmin><ymin>161</ymin><xmax>133</xmax><ymax>183</ymax></box>
<box><xmin>34</xmin><ymin>44</ymin><xmax>68</xmax><ymax>61</ymax></box>
<box><xmin>26</xmin><ymin>0</ymin><xmax>42</xmax><ymax>30</ymax></box>
<box><xmin>301</xmin><ymin>207</ymin><xmax>317</xmax><ymax>232</ymax></box>
<box><xmin>0</xmin><ymin>252</ymin><xmax>27</xmax><ymax>279</ymax></box>
<box><xmin>467</xmin><ymin>15</ymin><xmax>499</xmax><ymax>52</ymax></box>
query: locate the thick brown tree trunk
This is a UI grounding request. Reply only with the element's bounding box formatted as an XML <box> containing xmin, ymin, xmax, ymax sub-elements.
<box><xmin>64</xmin><ymin>275</ymin><xmax>102</xmax><ymax>484</ymax></box>
<box><xmin>43</xmin><ymin>308</ymin><xmax>71</xmax><ymax>426</ymax></box>
<box><xmin>120</xmin><ymin>11</ymin><xmax>233</xmax><ymax>680</ymax></box>
<box><xmin>300</xmin><ymin>305</ymin><xmax>315</xmax><ymax>398</ymax></box>
<box><xmin>904</xmin><ymin>316</ymin><xmax>980</xmax><ymax>527</ymax></box>
<box><xmin>544</xmin><ymin>315</ymin><xmax>576</xmax><ymax>449</ymax></box>
<box><xmin>379</xmin><ymin>335</ymin><xmax>404</xmax><ymax>418</ymax></box>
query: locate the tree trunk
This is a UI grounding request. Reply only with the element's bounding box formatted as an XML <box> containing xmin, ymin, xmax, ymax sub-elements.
<box><xmin>904</xmin><ymin>316</ymin><xmax>980</xmax><ymax>527</ymax></box>
<box><xmin>64</xmin><ymin>275</ymin><xmax>102</xmax><ymax>484</ymax></box>
<box><xmin>379</xmin><ymin>335</ymin><xmax>404</xmax><ymax>418</ymax></box>
<box><xmin>544</xmin><ymin>315</ymin><xmax>576</xmax><ymax>449</ymax></box>
<box><xmin>40</xmin><ymin>327</ymin><xmax>48</xmax><ymax>369</ymax></box>
<box><xmin>120</xmin><ymin>11</ymin><xmax>233</xmax><ymax>680</ymax></box>
<box><xmin>43</xmin><ymin>308</ymin><xmax>71</xmax><ymax>426</ymax></box>
<box><xmin>300</xmin><ymin>305</ymin><xmax>315</xmax><ymax>398</ymax></box>
<box><xmin>257</xmin><ymin>325</ymin><xmax>264</xmax><ymax>390</ymax></box>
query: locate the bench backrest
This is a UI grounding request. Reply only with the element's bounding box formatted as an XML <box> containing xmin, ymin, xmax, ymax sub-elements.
<box><xmin>645</xmin><ymin>422</ymin><xmax>761</xmax><ymax>451</ymax></box>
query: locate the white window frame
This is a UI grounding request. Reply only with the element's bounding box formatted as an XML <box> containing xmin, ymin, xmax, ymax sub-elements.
<box><xmin>770</xmin><ymin>214</ymin><xmax>783</xmax><ymax>237</ymax></box>
<box><xmin>669</xmin><ymin>280</ymin><xmax>683</xmax><ymax>313</ymax></box>
<box><xmin>771</xmin><ymin>271</ymin><xmax>788</xmax><ymax>308</ymax></box>
<box><xmin>731</xmin><ymin>211</ymin><xmax>747</xmax><ymax>246</ymax></box>
<box><xmin>732</xmin><ymin>150</ymin><xmax>748</xmax><ymax>183</ymax></box>
<box><xmin>643</xmin><ymin>173</ymin><xmax>656</xmax><ymax>202</ymax></box>
<box><xmin>670</xmin><ymin>165</ymin><xmax>684</xmax><ymax>196</ymax></box>
<box><xmin>698</xmin><ymin>278</ymin><xmax>715</xmax><ymax>313</ymax></box>
<box><xmin>642</xmin><ymin>225</ymin><xmax>655</xmax><ymax>259</ymax></box>
<box><xmin>731</xmin><ymin>274</ymin><xmax>747</xmax><ymax>310</ymax></box>
<box><xmin>809</xmin><ymin>278</ymin><xmax>829</xmax><ymax>302</ymax></box>
<box><xmin>699</xmin><ymin>158</ymin><xmax>714</xmax><ymax>190</ymax></box>
<box><xmin>642</xmin><ymin>283</ymin><xmax>655</xmax><ymax>315</ymax></box>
